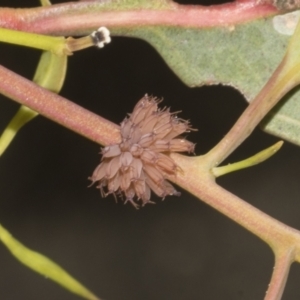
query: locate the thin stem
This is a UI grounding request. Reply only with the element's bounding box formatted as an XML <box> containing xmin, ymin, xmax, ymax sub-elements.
<box><xmin>0</xmin><ymin>64</ymin><xmax>120</xmax><ymax>146</ymax></box>
<box><xmin>264</xmin><ymin>249</ymin><xmax>294</xmax><ymax>300</ymax></box>
<box><xmin>206</xmin><ymin>18</ymin><xmax>300</xmax><ymax>167</ymax></box>
<box><xmin>66</xmin><ymin>36</ymin><xmax>95</xmax><ymax>52</ymax></box>
<box><xmin>206</xmin><ymin>55</ymin><xmax>300</xmax><ymax>167</ymax></box>
<box><xmin>0</xmin><ymin>27</ymin><xmax>70</xmax><ymax>56</ymax></box>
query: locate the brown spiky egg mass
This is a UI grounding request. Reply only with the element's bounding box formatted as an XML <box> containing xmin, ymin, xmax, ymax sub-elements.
<box><xmin>90</xmin><ymin>95</ymin><xmax>195</xmax><ymax>208</ymax></box>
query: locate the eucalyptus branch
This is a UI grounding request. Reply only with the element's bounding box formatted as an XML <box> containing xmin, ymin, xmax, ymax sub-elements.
<box><xmin>171</xmin><ymin>153</ymin><xmax>300</xmax><ymax>251</ymax></box>
<box><xmin>0</xmin><ymin>0</ymin><xmax>278</xmax><ymax>36</ymax></box>
<box><xmin>0</xmin><ymin>64</ymin><xmax>120</xmax><ymax>146</ymax></box>
<box><xmin>205</xmin><ymin>58</ymin><xmax>287</xmax><ymax>167</ymax></box>
<box><xmin>265</xmin><ymin>248</ymin><xmax>294</xmax><ymax>300</ymax></box>
<box><xmin>2</xmin><ymin>59</ymin><xmax>300</xmax><ymax>277</ymax></box>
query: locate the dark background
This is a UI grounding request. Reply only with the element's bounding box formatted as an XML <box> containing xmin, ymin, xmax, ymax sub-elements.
<box><xmin>1</xmin><ymin>1</ymin><xmax>300</xmax><ymax>299</ymax></box>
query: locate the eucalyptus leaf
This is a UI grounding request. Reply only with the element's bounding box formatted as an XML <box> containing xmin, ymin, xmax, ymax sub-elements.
<box><xmin>33</xmin><ymin>51</ymin><xmax>67</xmax><ymax>94</ymax></box>
<box><xmin>112</xmin><ymin>10</ymin><xmax>300</xmax><ymax>145</ymax></box>
<box><xmin>0</xmin><ymin>224</ymin><xmax>100</xmax><ymax>300</ymax></box>
<box><xmin>40</xmin><ymin>0</ymin><xmax>51</xmax><ymax>6</ymax></box>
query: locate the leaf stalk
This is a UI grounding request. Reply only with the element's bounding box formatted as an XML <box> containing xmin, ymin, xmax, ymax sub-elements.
<box><xmin>0</xmin><ymin>27</ymin><xmax>70</xmax><ymax>55</ymax></box>
<box><xmin>212</xmin><ymin>141</ymin><xmax>283</xmax><ymax>177</ymax></box>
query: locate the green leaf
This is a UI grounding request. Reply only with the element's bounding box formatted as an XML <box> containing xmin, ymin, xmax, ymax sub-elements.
<box><xmin>0</xmin><ymin>224</ymin><xmax>100</xmax><ymax>300</ymax></box>
<box><xmin>111</xmin><ymin>10</ymin><xmax>300</xmax><ymax>145</ymax></box>
<box><xmin>33</xmin><ymin>51</ymin><xmax>67</xmax><ymax>94</ymax></box>
<box><xmin>261</xmin><ymin>87</ymin><xmax>300</xmax><ymax>145</ymax></box>
<box><xmin>40</xmin><ymin>0</ymin><xmax>51</xmax><ymax>6</ymax></box>
<box><xmin>32</xmin><ymin>1</ymin><xmax>299</xmax><ymax>145</ymax></box>
<box><xmin>3</xmin><ymin>1</ymin><xmax>299</xmax><ymax>144</ymax></box>
<box><xmin>115</xmin><ymin>21</ymin><xmax>287</xmax><ymax>97</ymax></box>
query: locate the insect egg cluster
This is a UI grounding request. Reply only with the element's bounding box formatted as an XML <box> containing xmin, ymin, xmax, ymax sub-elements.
<box><xmin>90</xmin><ymin>95</ymin><xmax>195</xmax><ymax>208</ymax></box>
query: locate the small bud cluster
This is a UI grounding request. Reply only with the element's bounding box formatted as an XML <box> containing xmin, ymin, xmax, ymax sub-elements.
<box><xmin>91</xmin><ymin>27</ymin><xmax>111</xmax><ymax>48</ymax></box>
<box><xmin>90</xmin><ymin>95</ymin><xmax>195</xmax><ymax>208</ymax></box>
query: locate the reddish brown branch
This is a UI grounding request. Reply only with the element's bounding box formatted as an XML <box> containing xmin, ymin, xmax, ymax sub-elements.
<box><xmin>0</xmin><ymin>0</ymin><xmax>278</xmax><ymax>36</ymax></box>
<box><xmin>170</xmin><ymin>153</ymin><xmax>300</xmax><ymax>249</ymax></box>
<box><xmin>0</xmin><ymin>64</ymin><xmax>120</xmax><ymax>146</ymax></box>
<box><xmin>265</xmin><ymin>249</ymin><xmax>294</xmax><ymax>300</ymax></box>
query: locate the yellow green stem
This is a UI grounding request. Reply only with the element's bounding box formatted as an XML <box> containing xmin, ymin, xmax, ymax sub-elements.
<box><xmin>212</xmin><ymin>141</ymin><xmax>283</xmax><ymax>177</ymax></box>
<box><xmin>0</xmin><ymin>27</ymin><xmax>70</xmax><ymax>56</ymax></box>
